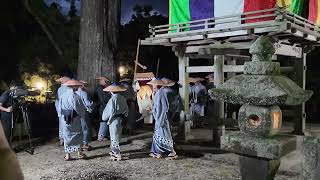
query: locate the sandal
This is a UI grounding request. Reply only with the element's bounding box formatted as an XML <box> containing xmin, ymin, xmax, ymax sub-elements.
<box><xmin>64</xmin><ymin>154</ymin><xmax>71</xmax><ymax>161</ymax></box>
<box><xmin>149</xmin><ymin>153</ymin><xmax>161</xmax><ymax>159</ymax></box>
<box><xmin>82</xmin><ymin>144</ymin><xmax>92</xmax><ymax>151</ymax></box>
<box><xmin>78</xmin><ymin>152</ymin><xmax>87</xmax><ymax>159</ymax></box>
<box><xmin>165</xmin><ymin>153</ymin><xmax>178</xmax><ymax>160</ymax></box>
<box><xmin>110</xmin><ymin>154</ymin><xmax>121</xmax><ymax>161</ymax></box>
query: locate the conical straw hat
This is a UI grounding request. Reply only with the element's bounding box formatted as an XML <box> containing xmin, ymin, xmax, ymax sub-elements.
<box><xmin>95</xmin><ymin>76</ymin><xmax>111</xmax><ymax>82</ymax></box>
<box><xmin>147</xmin><ymin>78</ymin><xmax>166</xmax><ymax>86</ymax></box>
<box><xmin>188</xmin><ymin>77</ymin><xmax>198</xmax><ymax>83</ymax></box>
<box><xmin>205</xmin><ymin>73</ymin><xmax>214</xmax><ymax>79</ymax></box>
<box><xmin>62</xmin><ymin>80</ymin><xmax>84</xmax><ymax>86</ymax></box>
<box><xmin>119</xmin><ymin>78</ymin><xmax>132</xmax><ymax>83</ymax></box>
<box><xmin>208</xmin><ymin>77</ymin><xmax>214</xmax><ymax>83</ymax></box>
<box><xmin>196</xmin><ymin>77</ymin><xmax>205</xmax><ymax>82</ymax></box>
<box><xmin>103</xmin><ymin>83</ymin><xmax>127</xmax><ymax>92</ymax></box>
<box><xmin>55</xmin><ymin>76</ymin><xmax>71</xmax><ymax>83</ymax></box>
<box><xmin>80</xmin><ymin>80</ymin><xmax>88</xmax><ymax>84</ymax></box>
<box><xmin>161</xmin><ymin>77</ymin><xmax>175</xmax><ymax>87</ymax></box>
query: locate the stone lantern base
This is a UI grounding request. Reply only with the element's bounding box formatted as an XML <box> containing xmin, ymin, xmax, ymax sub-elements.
<box><xmin>239</xmin><ymin>156</ymin><xmax>280</xmax><ymax>180</ymax></box>
<box><xmin>221</xmin><ymin>132</ymin><xmax>296</xmax><ymax>180</ymax></box>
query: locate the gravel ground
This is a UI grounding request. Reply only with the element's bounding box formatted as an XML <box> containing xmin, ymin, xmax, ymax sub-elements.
<box><xmin>17</xmin><ymin>132</ymin><xmax>301</xmax><ymax>180</ymax></box>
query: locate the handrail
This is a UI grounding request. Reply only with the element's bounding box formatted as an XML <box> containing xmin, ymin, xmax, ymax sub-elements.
<box><xmin>148</xmin><ymin>8</ymin><xmax>320</xmax><ymax>37</ymax></box>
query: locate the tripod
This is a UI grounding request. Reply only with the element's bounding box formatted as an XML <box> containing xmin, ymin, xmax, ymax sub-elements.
<box><xmin>9</xmin><ymin>101</ymin><xmax>34</xmax><ymax>155</ymax></box>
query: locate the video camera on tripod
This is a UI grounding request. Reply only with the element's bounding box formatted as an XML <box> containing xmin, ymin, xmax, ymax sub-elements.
<box><xmin>9</xmin><ymin>87</ymin><xmax>39</xmax><ymax>155</ymax></box>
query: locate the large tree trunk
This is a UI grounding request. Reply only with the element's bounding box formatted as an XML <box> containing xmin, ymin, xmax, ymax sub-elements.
<box><xmin>78</xmin><ymin>0</ymin><xmax>120</xmax><ymax>93</ymax></box>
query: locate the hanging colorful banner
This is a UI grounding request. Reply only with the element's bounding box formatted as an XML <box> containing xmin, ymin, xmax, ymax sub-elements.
<box><xmin>244</xmin><ymin>0</ymin><xmax>277</xmax><ymax>23</ymax></box>
<box><xmin>309</xmin><ymin>0</ymin><xmax>320</xmax><ymax>26</ymax></box>
<box><xmin>214</xmin><ymin>0</ymin><xmax>244</xmax><ymax>28</ymax></box>
<box><xmin>277</xmin><ymin>0</ymin><xmax>304</xmax><ymax>15</ymax></box>
<box><xmin>169</xmin><ymin>0</ymin><xmax>214</xmax><ymax>31</ymax></box>
<box><xmin>169</xmin><ymin>0</ymin><xmax>306</xmax><ymax>32</ymax></box>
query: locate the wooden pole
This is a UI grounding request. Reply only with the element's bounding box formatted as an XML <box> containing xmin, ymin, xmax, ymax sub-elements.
<box><xmin>134</xmin><ymin>39</ymin><xmax>141</xmax><ymax>78</ymax></box>
<box><xmin>213</xmin><ymin>55</ymin><xmax>225</xmax><ymax>147</ymax></box>
<box><xmin>156</xmin><ymin>58</ymin><xmax>160</xmax><ymax>77</ymax></box>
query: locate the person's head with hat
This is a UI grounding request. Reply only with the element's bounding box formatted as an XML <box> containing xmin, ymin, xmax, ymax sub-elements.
<box><xmin>95</xmin><ymin>76</ymin><xmax>111</xmax><ymax>87</ymax></box>
<box><xmin>147</xmin><ymin>78</ymin><xmax>166</xmax><ymax>93</ymax></box>
<box><xmin>103</xmin><ymin>83</ymin><xmax>127</xmax><ymax>95</ymax></box>
<box><xmin>62</xmin><ymin>79</ymin><xmax>84</xmax><ymax>91</ymax></box>
<box><xmin>119</xmin><ymin>78</ymin><xmax>133</xmax><ymax>88</ymax></box>
<box><xmin>194</xmin><ymin>77</ymin><xmax>204</xmax><ymax>85</ymax></box>
<box><xmin>161</xmin><ymin>77</ymin><xmax>176</xmax><ymax>90</ymax></box>
<box><xmin>55</xmin><ymin>76</ymin><xmax>71</xmax><ymax>84</ymax></box>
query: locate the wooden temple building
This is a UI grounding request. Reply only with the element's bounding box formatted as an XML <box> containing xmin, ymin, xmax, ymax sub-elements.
<box><xmin>141</xmin><ymin>0</ymin><xmax>320</xmax><ymax>143</ymax></box>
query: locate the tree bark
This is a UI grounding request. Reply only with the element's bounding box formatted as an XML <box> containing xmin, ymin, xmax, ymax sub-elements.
<box><xmin>78</xmin><ymin>0</ymin><xmax>121</xmax><ymax>93</ymax></box>
<box><xmin>22</xmin><ymin>0</ymin><xmax>64</xmax><ymax>58</ymax></box>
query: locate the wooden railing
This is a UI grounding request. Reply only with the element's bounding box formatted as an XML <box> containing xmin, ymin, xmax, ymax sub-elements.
<box><xmin>148</xmin><ymin>8</ymin><xmax>320</xmax><ymax>37</ymax></box>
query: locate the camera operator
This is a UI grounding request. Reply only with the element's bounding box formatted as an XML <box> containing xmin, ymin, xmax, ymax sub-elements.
<box><xmin>0</xmin><ymin>81</ymin><xmax>17</xmax><ymax>141</ymax></box>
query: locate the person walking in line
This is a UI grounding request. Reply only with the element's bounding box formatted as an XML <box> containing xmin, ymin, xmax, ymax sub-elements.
<box><xmin>102</xmin><ymin>83</ymin><xmax>128</xmax><ymax>161</ymax></box>
<box><xmin>55</xmin><ymin>76</ymin><xmax>71</xmax><ymax>146</ymax></box>
<box><xmin>76</xmin><ymin>81</ymin><xmax>93</xmax><ymax>151</ymax></box>
<box><xmin>95</xmin><ymin>76</ymin><xmax>111</xmax><ymax>141</ymax></box>
<box><xmin>59</xmin><ymin>80</ymin><xmax>87</xmax><ymax>161</ymax></box>
<box><xmin>148</xmin><ymin>78</ymin><xmax>178</xmax><ymax>160</ymax></box>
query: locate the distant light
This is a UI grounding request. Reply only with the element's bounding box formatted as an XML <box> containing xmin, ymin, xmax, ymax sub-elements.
<box><xmin>36</xmin><ymin>82</ymin><xmax>45</xmax><ymax>89</ymax></box>
<box><xmin>119</xmin><ymin>66</ymin><xmax>125</xmax><ymax>74</ymax></box>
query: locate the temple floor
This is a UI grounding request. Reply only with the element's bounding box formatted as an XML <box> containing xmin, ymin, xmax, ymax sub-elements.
<box><xmin>17</xmin><ymin>122</ymin><xmax>315</xmax><ymax>180</ymax></box>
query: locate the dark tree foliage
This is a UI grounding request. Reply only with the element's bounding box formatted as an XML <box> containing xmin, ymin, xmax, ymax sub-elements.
<box><xmin>0</xmin><ymin>0</ymin><xmax>79</xmax><ymax>84</ymax></box>
<box><xmin>119</xmin><ymin>5</ymin><xmax>177</xmax><ymax>80</ymax></box>
<box><xmin>66</xmin><ymin>0</ymin><xmax>78</xmax><ymax>18</ymax></box>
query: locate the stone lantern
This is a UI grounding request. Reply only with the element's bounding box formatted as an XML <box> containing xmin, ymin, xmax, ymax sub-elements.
<box><xmin>209</xmin><ymin>36</ymin><xmax>313</xmax><ymax>180</ymax></box>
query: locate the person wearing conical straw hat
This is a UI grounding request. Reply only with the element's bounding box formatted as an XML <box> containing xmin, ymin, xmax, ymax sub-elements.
<box><xmin>119</xmin><ymin>78</ymin><xmax>137</xmax><ymax>135</ymax></box>
<box><xmin>102</xmin><ymin>83</ymin><xmax>128</xmax><ymax>161</ymax></box>
<box><xmin>161</xmin><ymin>77</ymin><xmax>182</xmax><ymax>124</ymax></box>
<box><xmin>55</xmin><ymin>76</ymin><xmax>71</xmax><ymax>146</ymax></box>
<box><xmin>59</xmin><ymin>79</ymin><xmax>87</xmax><ymax>161</ymax></box>
<box><xmin>95</xmin><ymin>76</ymin><xmax>111</xmax><ymax>141</ymax></box>
<box><xmin>148</xmin><ymin>78</ymin><xmax>178</xmax><ymax>160</ymax></box>
<box><xmin>190</xmin><ymin>77</ymin><xmax>207</xmax><ymax>127</ymax></box>
<box><xmin>76</xmin><ymin>81</ymin><xmax>93</xmax><ymax>151</ymax></box>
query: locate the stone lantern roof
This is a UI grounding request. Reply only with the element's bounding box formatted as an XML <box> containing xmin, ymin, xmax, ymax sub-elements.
<box><xmin>209</xmin><ymin>36</ymin><xmax>313</xmax><ymax>106</ymax></box>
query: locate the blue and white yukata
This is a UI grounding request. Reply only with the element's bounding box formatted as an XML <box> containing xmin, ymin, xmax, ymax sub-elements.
<box><xmin>102</xmin><ymin>93</ymin><xmax>128</xmax><ymax>155</ymax></box>
<box><xmin>76</xmin><ymin>88</ymin><xmax>93</xmax><ymax>145</ymax></box>
<box><xmin>59</xmin><ymin>88</ymin><xmax>86</xmax><ymax>153</ymax></box>
<box><xmin>190</xmin><ymin>83</ymin><xmax>207</xmax><ymax>117</ymax></box>
<box><xmin>55</xmin><ymin>85</ymin><xmax>70</xmax><ymax>141</ymax></box>
<box><xmin>151</xmin><ymin>87</ymin><xmax>174</xmax><ymax>154</ymax></box>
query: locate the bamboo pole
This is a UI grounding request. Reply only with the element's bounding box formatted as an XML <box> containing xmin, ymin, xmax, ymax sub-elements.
<box><xmin>134</xmin><ymin>39</ymin><xmax>141</xmax><ymax>78</ymax></box>
<box><xmin>156</xmin><ymin>58</ymin><xmax>160</xmax><ymax>77</ymax></box>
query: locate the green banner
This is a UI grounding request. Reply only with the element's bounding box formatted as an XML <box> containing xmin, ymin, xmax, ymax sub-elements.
<box><xmin>169</xmin><ymin>0</ymin><xmax>191</xmax><ymax>32</ymax></box>
<box><xmin>290</xmin><ymin>0</ymin><xmax>304</xmax><ymax>15</ymax></box>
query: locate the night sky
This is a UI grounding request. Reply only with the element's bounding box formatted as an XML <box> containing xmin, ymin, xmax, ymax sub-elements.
<box><xmin>44</xmin><ymin>0</ymin><xmax>168</xmax><ymax>23</ymax></box>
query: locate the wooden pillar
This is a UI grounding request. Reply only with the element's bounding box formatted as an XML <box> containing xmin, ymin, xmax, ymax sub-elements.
<box><xmin>293</xmin><ymin>53</ymin><xmax>306</xmax><ymax>135</ymax></box>
<box><xmin>213</xmin><ymin>55</ymin><xmax>225</xmax><ymax>146</ymax></box>
<box><xmin>177</xmin><ymin>54</ymin><xmax>192</xmax><ymax>141</ymax></box>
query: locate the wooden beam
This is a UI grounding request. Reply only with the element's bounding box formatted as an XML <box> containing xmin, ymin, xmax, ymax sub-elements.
<box><xmin>207</xmin><ymin>30</ymin><xmax>249</xmax><ymax>39</ymax></box>
<box><xmin>171</xmin><ymin>35</ymin><xmax>204</xmax><ymax>42</ymax></box>
<box><xmin>274</xmin><ymin>43</ymin><xmax>302</xmax><ymax>58</ymax></box>
<box><xmin>198</xmin><ymin>48</ymin><xmax>239</xmax><ymax>55</ymax></box>
<box><xmin>186</xmin><ymin>65</ymin><xmax>244</xmax><ymax>73</ymax></box>
<box><xmin>140</xmin><ymin>39</ymin><xmax>169</xmax><ymax>45</ymax></box>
